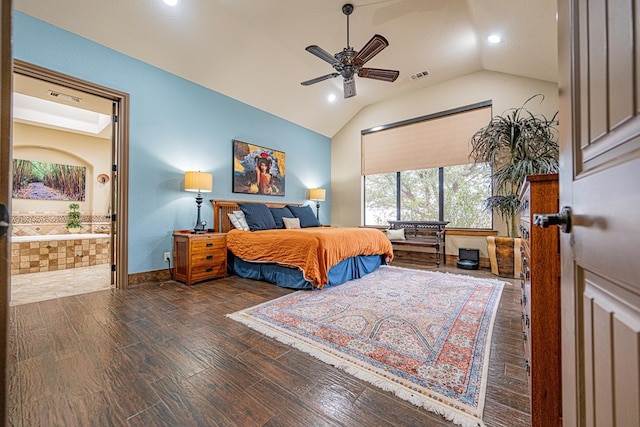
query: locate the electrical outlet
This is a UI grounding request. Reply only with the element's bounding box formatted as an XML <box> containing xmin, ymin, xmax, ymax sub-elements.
<box><xmin>164</xmin><ymin>252</ymin><xmax>171</xmax><ymax>262</ymax></box>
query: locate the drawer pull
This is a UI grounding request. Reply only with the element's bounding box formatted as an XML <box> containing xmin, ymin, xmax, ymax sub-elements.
<box><xmin>206</xmin><ymin>267</ymin><xmax>213</xmax><ymax>272</ymax></box>
<box><xmin>206</xmin><ymin>255</ymin><xmax>213</xmax><ymax>260</ymax></box>
<box><xmin>206</xmin><ymin>243</ymin><xmax>213</xmax><ymax>247</ymax></box>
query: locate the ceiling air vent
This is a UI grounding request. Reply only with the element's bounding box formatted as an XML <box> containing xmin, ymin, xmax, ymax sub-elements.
<box><xmin>409</xmin><ymin>70</ymin><xmax>430</xmax><ymax>81</ymax></box>
<box><xmin>47</xmin><ymin>90</ymin><xmax>81</xmax><ymax>103</ymax></box>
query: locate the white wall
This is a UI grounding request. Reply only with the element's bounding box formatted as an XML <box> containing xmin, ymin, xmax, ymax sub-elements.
<box><xmin>331</xmin><ymin>70</ymin><xmax>559</xmax><ymax>258</ymax></box>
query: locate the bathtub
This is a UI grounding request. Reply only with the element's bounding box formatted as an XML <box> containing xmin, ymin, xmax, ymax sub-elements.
<box><xmin>11</xmin><ymin>234</ymin><xmax>111</xmax><ymax>275</ymax></box>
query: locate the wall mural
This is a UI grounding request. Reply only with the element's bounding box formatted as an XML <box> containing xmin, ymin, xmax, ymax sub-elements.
<box><xmin>232</xmin><ymin>140</ymin><xmax>285</xmax><ymax>196</ymax></box>
<box><xmin>12</xmin><ymin>159</ymin><xmax>86</xmax><ymax>201</ymax></box>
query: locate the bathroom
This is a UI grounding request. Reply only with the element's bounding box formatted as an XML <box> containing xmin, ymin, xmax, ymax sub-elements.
<box><xmin>10</xmin><ymin>73</ymin><xmax>114</xmax><ymax>305</ymax></box>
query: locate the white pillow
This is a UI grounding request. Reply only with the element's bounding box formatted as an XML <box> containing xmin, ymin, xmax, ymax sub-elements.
<box><xmin>227</xmin><ymin>213</ymin><xmax>242</xmax><ymax>230</ymax></box>
<box><xmin>233</xmin><ymin>210</ymin><xmax>250</xmax><ymax>231</ymax></box>
<box><xmin>386</xmin><ymin>228</ymin><xmax>405</xmax><ymax>240</ymax></box>
<box><xmin>283</xmin><ymin>217</ymin><xmax>301</xmax><ymax>229</ymax></box>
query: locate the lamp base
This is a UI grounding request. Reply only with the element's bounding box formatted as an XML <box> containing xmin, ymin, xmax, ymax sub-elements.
<box><xmin>192</xmin><ymin>193</ymin><xmax>207</xmax><ymax>234</ymax></box>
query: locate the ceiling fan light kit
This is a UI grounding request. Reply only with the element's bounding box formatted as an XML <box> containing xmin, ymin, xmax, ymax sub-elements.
<box><xmin>301</xmin><ymin>3</ymin><xmax>399</xmax><ymax>99</ymax></box>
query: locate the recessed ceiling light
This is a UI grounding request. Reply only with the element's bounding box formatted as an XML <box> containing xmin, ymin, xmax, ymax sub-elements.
<box><xmin>487</xmin><ymin>34</ymin><xmax>501</xmax><ymax>44</ymax></box>
<box><xmin>163</xmin><ymin>0</ymin><xmax>178</xmax><ymax>6</ymax></box>
<box><xmin>327</xmin><ymin>93</ymin><xmax>337</xmax><ymax>103</ymax></box>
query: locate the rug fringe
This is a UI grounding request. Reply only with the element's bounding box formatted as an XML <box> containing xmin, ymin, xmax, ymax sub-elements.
<box><xmin>227</xmin><ymin>311</ymin><xmax>487</xmax><ymax>427</ymax></box>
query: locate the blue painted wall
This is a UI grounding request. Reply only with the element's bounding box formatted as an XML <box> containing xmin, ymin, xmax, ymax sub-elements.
<box><xmin>13</xmin><ymin>12</ymin><xmax>331</xmax><ymax>274</ymax></box>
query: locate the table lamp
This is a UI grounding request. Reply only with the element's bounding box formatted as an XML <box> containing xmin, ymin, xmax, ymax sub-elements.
<box><xmin>185</xmin><ymin>171</ymin><xmax>212</xmax><ymax>234</ymax></box>
<box><xmin>309</xmin><ymin>188</ymin><xmax>326</xmax><ymax>219</ymax></box>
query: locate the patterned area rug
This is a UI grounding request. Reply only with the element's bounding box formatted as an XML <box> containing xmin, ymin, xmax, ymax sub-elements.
<box><xmin>228</xmin><ymin>266</ymin><xmax>505</xmax><ymax>427</ymax></box>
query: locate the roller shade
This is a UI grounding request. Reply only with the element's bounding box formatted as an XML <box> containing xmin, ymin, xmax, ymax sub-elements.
<box><xmin>361</xmin><ymin>104</ymin><xmax>492</xmax><ymax>175</ymax></box>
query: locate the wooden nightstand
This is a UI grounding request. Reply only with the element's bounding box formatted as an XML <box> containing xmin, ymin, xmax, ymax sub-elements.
<box><xmin>173</xmin><ymin>230</ymin><xmax>227</xmax><ymax>285</ymax></box>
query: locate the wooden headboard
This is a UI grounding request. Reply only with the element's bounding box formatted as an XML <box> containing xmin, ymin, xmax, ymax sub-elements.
<box><xmin>211</xmin><ymin>199</ymin><xmax>303</xmax><ymax>233</ymax></box>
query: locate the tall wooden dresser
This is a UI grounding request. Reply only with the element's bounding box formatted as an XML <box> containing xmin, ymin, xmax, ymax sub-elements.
<box><xmin>518</xmin><ymin>173</ymin><xmax>561</xmax><ymax>427</ymax></box>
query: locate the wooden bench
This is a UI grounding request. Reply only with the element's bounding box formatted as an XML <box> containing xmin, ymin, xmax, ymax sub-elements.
<box><xmin>387</xmin><ymin>220</ymin><xmax>449</xmax><ymax>267</ymax></box>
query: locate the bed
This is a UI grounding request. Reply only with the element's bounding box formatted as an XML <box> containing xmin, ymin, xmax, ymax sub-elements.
<box><xmin>212</xmin><ymin>200</ymin><xmax>393</xmax><ymax>289</ymax></box>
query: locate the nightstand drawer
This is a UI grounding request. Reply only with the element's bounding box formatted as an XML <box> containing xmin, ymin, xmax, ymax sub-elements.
<box><xmin>191</xmin><ymin>237</ymin><xmax>226</xmax><ymax>252</ymax></box>
<box><xmin>191</xmin><ymin>263</ymin><xmax>226</xmax><ymax>280</ymax></box>
<box><xmin>191</xmin><ymin>249</ymin><xmax>225</xmax><ymax>264</ymax></box>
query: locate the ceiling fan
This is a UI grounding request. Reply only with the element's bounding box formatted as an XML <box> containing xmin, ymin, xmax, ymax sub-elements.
<box><xmin>301</xmin><ymin>3</ymin><xmax>400</xmax><ymax>99</ymax></box>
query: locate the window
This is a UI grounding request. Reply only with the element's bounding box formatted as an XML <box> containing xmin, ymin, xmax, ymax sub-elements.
<box><xmin>362</xmin><ymin>102</ymin><xmax>493</xmax><ymax>229</ymax></box>
<box><xmin>363</xmin><ymin>172</ymin><xmax>396</xmax><ymax>226</ymax></box>
<box><xmin>443</xmin><ymin>163</ymin><xmax>492</xmax><ymax>228</ymax></box>
<box><xmin>364</xmin><ymin>163</ymin><xmax>491</xmax><ymax>227</ymax></box>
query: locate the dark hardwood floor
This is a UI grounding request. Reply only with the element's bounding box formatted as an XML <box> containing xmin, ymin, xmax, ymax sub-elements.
<box><xmin>7</xmin><ymin>261</ymin><xmax>531</xmax><ymax>426</ymax></box>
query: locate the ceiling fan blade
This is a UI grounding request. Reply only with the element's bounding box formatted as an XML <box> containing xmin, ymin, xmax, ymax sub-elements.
<box><xmin>301</xmin><ymin>73</ymin><xmax>340</xmax><ymax>86</ymax></box>
<box><xmin>353</xmin><ymin>34</ymin><xmax>389</xmax><ymax>66</ymax></box>
<box><xmin>358</xmin><ymin>67</ymin><xmax>400</xmax><ymax>82</ymax></box>
<box><xmin>305</xmin><ymin>45</ymin><xmax>339</xmax><ymax>65</ymax></box>
<box><xmin>343</xmin><ymin>78</ymin><xmax>357</xmax><ymax>98</ymax></box>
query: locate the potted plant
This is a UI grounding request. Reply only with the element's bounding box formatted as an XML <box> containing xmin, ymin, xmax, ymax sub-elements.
<box><xmin>469</xmin><ymin>95</ymin><xmax>559</xmax><ymax>276</ymax></box>
<box><xmin>66</xmin><ymin>203</ymin><xmax>82</xmax><ymax>233</ymax></box>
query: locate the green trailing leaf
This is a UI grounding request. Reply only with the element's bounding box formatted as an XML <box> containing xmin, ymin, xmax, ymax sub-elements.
<box><xmin>469</xmin><ymin>94</ymin><xmax>559</xmax><ymax>237</ymax></box>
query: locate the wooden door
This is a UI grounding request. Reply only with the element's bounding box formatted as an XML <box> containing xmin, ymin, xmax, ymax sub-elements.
<box><xmin>1</xmin><ymin>0</ymin><xmax>11</xmax><ymax>422</ymax></box>
<box><xmin>558</xmin><ymin>0</ymin><xmax>640</xmax><ymax>425</ymax></box>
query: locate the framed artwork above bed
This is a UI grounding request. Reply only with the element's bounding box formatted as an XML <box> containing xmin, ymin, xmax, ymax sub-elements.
<box><xmin>232</xmin><ymin>139</ymin><xmax>285</xmax><ymax>196</ymax></box>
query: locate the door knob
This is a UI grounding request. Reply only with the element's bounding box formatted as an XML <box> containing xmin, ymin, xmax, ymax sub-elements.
<box><xmin>533</xmin><ymin>206</ymin><xmax>572</xmax><ymax>233</ymax></box>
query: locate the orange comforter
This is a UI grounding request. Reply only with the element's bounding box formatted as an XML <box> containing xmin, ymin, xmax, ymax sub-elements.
<box><xmin>226</xmin><ymin>227</ymin><xmax>393</xmax><ymax>289</ymax></box>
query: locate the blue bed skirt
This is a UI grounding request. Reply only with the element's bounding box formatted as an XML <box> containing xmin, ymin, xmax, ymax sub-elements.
<box><xmin>229</xmin><ymin>254</ymin><xmax>385</xmax><ymax>290</ymax></box>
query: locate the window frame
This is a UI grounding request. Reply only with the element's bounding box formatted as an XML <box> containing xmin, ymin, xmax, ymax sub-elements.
<box><xmin>361</xmin><ymin>101</ymin><xmax>494</xmax><ymax>229</ymax></box>
<box><xmin>363</xmin><ymin>166</ymin><xmax>493</xmax><ymax>229</ymax></box>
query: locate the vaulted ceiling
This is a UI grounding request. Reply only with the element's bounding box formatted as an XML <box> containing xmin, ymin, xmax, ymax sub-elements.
<box><xmin>14</xmin><ymin>0</ymin><xmax>558</xmax><ymax>137</ymax></box>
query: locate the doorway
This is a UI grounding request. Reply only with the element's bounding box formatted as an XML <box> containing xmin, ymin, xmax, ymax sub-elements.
<box><xmin>11</xmin><ymin>60</ymin><xmax>129</xmax><ymax>300</ymax></box>
<box><xmin>11</xmin><ymin>72</ymin><xmax>113</xmax><ymax>304</ymax></box>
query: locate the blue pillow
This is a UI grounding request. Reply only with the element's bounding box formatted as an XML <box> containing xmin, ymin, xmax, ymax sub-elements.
<box><xmin>238</xmin><ymin>203</ymin><xmax>277</xmax><ymax>231</ymax></box>
<box><xmin>287</xmin><ymin>205</ymin><xmax>321</xmax><ymax>228</ymax></box>
<box><xmin>269</xmin><ymin>207</ymin><xmax>294</xmax><ymax>229</ymax></box>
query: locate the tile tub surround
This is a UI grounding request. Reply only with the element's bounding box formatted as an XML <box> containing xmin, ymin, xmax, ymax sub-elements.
<box><xmin>11</xmin><ymin>212</ymin><xmax>111</xmax><ymax>236</ymax></box>
<box><xmin>11</xmin><ymin>234</ymin><xmax>111</xmax><ymax>275</ymax></box>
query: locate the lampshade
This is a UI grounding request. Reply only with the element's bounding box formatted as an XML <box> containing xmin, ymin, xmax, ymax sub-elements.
<box><xmin>184</xmin><ymin>171</ymin><xmax>212</xmax><ymax>193</ymax></box>
<box><xmin>309</xmin><ymin>188</ymin><xmax>326</xmax><ymax>201</ymax></box>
